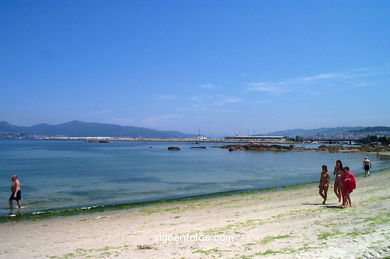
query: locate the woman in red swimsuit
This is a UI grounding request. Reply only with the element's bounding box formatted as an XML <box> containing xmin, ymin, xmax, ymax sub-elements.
<box><xmin>341</xmin><ymin>166</ymin><xmax>357</xmax><ymax>208</ymax></box>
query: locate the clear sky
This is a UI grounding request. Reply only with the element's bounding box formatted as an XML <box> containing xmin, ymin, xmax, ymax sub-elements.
<box><xmin>1</xmin><ymin>1</ymin><xmax>389</xmax><ymax>136</ymax></box>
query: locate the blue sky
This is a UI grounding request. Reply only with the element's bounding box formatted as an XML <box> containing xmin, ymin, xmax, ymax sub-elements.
<box><xmin>1</xmin><ymin>0</ymin><xmax>389</xmax><ymax>136</ymax></box>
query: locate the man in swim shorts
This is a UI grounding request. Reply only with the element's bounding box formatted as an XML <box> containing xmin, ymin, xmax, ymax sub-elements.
<box><xmin>363</xmin><ymin>157</ymin><xmax>372</xmax><ymax>177</ymax></box>
<box><xmin>9</xmin><ymin>174</ymin><xmax>22</xmax><ymax>209</ymax></box>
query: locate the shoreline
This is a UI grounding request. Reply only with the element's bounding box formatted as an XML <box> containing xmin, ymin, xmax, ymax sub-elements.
<box><xmin>42</xmin><ymin>137</ymin><xmax>292</xmax><ymax>144</ymax></box>
<box><xmin>1</xmin><ymin>167</ymin><xmax>389</xmax><ymax>224</ymax></box>
<box><xmin>0</xmin><ymin>137</ymin><xmax>357</xmax><ymax>145</ymax></box>
<box><xmin>1</xmin><ymin>169</ymin><xmax>390</xmax><ymax>258</ymax></box>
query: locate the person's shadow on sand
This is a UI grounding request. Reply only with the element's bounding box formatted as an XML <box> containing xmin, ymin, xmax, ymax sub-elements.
<box><xmin>325</xmin><ymin>205</ymin><xmax>343</xmax><ymax>209</ymax></box>
<box><xmin>302</xmin><ymin>202</ymin><xmax>342</xmax><ymax>209</ymax></box>
<box><xmin>302</xmin><ymin>202</ymin><xmax>324</xmax><ymax>206</ymax></box>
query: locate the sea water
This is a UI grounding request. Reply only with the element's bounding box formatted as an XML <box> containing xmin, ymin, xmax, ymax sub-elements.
<box><xmin>1</xmin><ymin>139</ymin><xmax>389</xmax><ymax>216</ymax></box>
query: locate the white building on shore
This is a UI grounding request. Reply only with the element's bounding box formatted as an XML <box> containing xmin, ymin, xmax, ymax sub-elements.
<box><xmin>224</xmin><ymin>135</ymin><xmax>286</xmax><ymax>141</ymax></box>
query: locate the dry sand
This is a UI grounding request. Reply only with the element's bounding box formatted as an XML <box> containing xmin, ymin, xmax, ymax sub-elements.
<box><xmin>1</xmin><ymin>170</ymin><xmax>390</xmax><ymax>259</ymax></box>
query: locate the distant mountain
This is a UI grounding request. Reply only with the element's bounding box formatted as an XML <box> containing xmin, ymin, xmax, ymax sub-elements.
<box><xmin>267</xmin><ymin>127</ymin><xmax>365</xmax><ymax>137</ymax></box>
<box><xmin>0</xmin><ymin>121</ymin><xmax>22</xmax><ymax>133</ymax></box>
<box><xmin>349</xmin><ymin>126</ymin><xmax>390</xmax><ymax>133</ymax></box>
<box><xmin>0</xmin><ymin>120</ymin><xmax>196</xmax><ymax>138</ymax></box>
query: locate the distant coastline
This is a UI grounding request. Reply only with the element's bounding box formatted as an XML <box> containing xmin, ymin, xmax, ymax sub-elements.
<box><xmin>40</xmin><ymin>136</ymin><xmax>291</xmax><ymax>144</ymax></box>
<box><xmin>2</xmin><ymin>121</ymin><xmax>390</xmax><ymax>140</ymax></box>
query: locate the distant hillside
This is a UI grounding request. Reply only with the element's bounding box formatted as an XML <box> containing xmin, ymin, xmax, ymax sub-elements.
<box><xmin>268</xmin><ymin>127</ymin><xmax>364</xmax><ymax>137</ymax></box>
<box><xmin>0</xmin><ymin>121</ymin><xmax>196</xmax><ymax>138</ymax></box>
<box><xmin>349</xmin><ymin>126</ymin><xmax>390</xmax><ymax>133</ymax></box>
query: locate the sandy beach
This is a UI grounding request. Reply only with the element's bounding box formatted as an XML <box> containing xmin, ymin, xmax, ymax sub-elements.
<box><xmin>1</xmin><ymin>170</ymin><xmax>389</xmax><ymax>259</ymax></box>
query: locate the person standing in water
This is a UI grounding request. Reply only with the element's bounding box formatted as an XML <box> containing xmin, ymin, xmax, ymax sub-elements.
<box><xmin>363</xmin><ymin>157</ymin><xmax>372</xmax><ymax>177</ymax></box>
<box><xmin>333</xmin><ymin>160</ymin><xmax>343</xmax><ymax>203</ymax></box>
<box><xmin>319</xmin><ymin>165</ymin><xmax>331</xmax><ymax>204</ymax></box>
<box><xmin>9</xmin><ymin>175</ymin><xmax>22</xmax><ymax>209</ymax></box>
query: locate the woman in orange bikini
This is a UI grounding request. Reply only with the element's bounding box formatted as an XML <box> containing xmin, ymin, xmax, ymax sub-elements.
<box><xmin>319</xmin><ymin>165</ymin><xmax>331</xmax><ymax>204</ymax></box>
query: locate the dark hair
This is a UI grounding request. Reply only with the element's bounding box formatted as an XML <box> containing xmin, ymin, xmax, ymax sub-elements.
<box><xmin>343</xmin><ymin>166</ymin><xmax>350</xmax><ymax>171</ymax></box>
<box><xmin>322</xmin><ymin>165</ymin><xmax>328</xmax><ymax>171</ymax></box>
<box><xmin>336</xmin><ymin>160</ymin><xmax>343</xmax><ymax>169</ymax></box>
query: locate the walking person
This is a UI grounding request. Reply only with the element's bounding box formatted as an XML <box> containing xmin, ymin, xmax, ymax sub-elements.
<box><xmin>9</xmin><ymin>175</ymin><xmax>22</xmax><ymax>210</ymax></box>
<box><xmin>333</xmin><ymin>160</ymin><xmax>343</xmax><ymax>203</ymax></box>
<box><xmin>319</xmin><ymin>165</ymin><xmax>331</xmax><ymax>204</ymax></box>
<box><xmin>363</xmin><ymin>157</ymin><xmax>372</xmax><ymax>177</ymax></box>
<box><xmin>341</xmin><ymin>167</ymin><xmax>357</xmax><ymax>208</ymax></box>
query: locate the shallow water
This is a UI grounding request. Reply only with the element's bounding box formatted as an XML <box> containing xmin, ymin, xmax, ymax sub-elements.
<box><xmin>0</xmin><ymin>139</ymin><xmax>389</xmax><ymax>216</ymax></box>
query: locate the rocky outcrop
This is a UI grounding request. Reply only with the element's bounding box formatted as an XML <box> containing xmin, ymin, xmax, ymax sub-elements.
<box><xmin>219</xmin><ymin>144</ymin><xmax>303</xmax><ymax>152</ymax></box>
<box><xmin>214</xmin><ymin>144</ymin><xmax>390</xmax><ymax>153</ymax></box>
<box><xmin>168</xmin><ymin>146</ymin><xmax>181</xmax><ymax>151</ymax></box>
<box><xmin>190</xmin><ymin>146</ymin><xmax>207</xmax><ymax>149</ymax></box>
<box><xmin>318</xmin><ymin>145</ymin><xmax>344</xmax><ymax>152</ymax></box>
<box><xmin>359</xmin><ymin>146</ymin><xmax>390</xmax><ymax>152</ymax></box>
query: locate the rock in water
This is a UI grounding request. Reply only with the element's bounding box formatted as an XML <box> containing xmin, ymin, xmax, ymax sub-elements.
<box><xmin>168</xmin><ymin>147</ymin><xmax>181</xmax><ymax>151</ymax></box>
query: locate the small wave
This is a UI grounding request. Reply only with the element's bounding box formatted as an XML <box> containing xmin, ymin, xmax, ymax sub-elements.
<box><xmin>81</xmin><ymin>206</ymin><xmax>98</xmax><ymax>210</ymax></box>
<box><xmin>32</xmin><ymin>211</ymin><xmax>45</xmax><ymax>215</ymax></box>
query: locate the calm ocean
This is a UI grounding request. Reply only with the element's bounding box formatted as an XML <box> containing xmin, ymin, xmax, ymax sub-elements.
<box><xmin>1</xmin><ymin>139</ymin><xmax>389</xmax><ymax>216</ymax></box>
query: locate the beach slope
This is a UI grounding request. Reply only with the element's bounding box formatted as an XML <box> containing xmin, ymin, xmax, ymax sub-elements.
<box><xmin>1</xmin><ymin>171</ymin><xmax>390</xmax><ymax>258</ymax></box>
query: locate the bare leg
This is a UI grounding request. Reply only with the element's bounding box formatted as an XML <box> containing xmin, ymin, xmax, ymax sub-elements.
<box><xmin>334</xmin><ymin>184</ymin><xmax>340</xmax><ymax>202</ymax></box>
<box><xmin>323</xmin><ymin>187</ymin><xmax>328</xmax><ymax>204</ymax></box>
<box><xmin>338</xmin><ymin>186</ymin><xmax>343</xmax><ymax>203</ymax></box>
<box><xmin>17</xmin><ymin>200</ymin><xmax>22</xmax><ymax>209</ymax></box>
<box><xmin>319</xmin><ymin>188</ymin><xmax>326</xmax><ymax>204</ymax></box>
<box><xmin>337</xmin><ymin>188</ymin><xmax>341</xmax><ymax>202</ymax></box>
<box><xmin>319</xmin><ymin>188</ymin><xmax>325</xmax><ymax>200</ymax></box>
<box><xmin>9</xmin><ymin>199</ymin><xmax>13</xmax><ymax>210</ymax></box>
<box><xmin>343</xmin><ymin>191</ymin><xmax>350</xmax><ymax>208</ymax></box>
